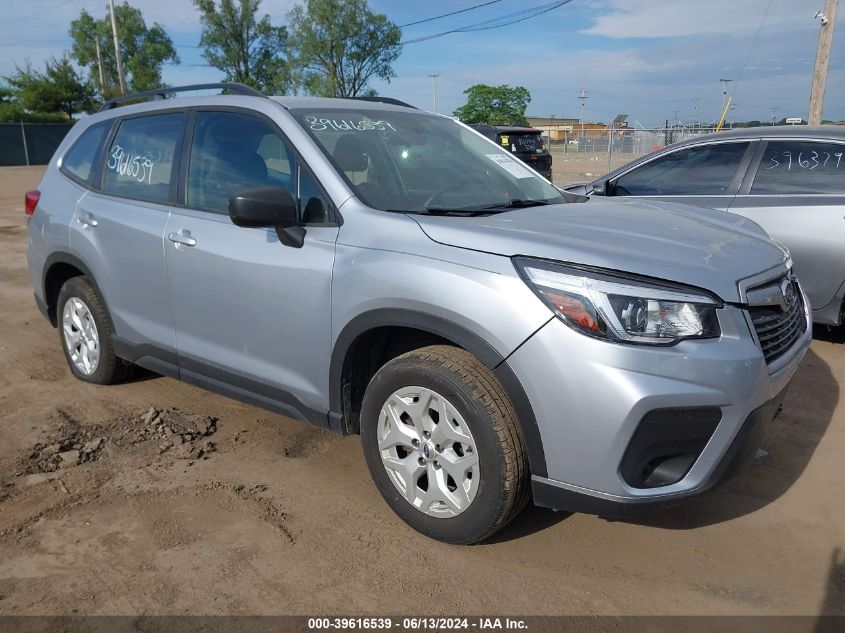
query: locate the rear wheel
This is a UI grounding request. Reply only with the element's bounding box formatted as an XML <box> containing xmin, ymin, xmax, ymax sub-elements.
<box><xmin>57</xmin><ymin>277</ymin><xmax>131</xmax><ymax>385</ymax></box>
<box><xmin>360</xmin><ymin>345</ymin><xmax>529</xmax><ymax>544</ymax></box>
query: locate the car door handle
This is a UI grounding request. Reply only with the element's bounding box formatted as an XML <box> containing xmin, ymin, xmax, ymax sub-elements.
<box><xmin>78</xmin><ymin>211</ymin><xmax>98</xmax><ymax>227</ymax></box>
<box><xmin>168</xmin><ymin>230</ymin><xmax>197</xmax><ymax>247</ymax></box>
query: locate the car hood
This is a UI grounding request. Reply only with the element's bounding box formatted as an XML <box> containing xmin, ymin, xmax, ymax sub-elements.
<box><xmin>412</xmin><ymin>198</ymin><xmax>788</xmax><ymax>302</ymax></box>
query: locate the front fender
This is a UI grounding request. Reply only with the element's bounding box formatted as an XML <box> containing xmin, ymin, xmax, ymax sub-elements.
<box><xmin>329</xmin><ymin>243</ymin><xmax>553</xmax><ymax>477</ymax></box>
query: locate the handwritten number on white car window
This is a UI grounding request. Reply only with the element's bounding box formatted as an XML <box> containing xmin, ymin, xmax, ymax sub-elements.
<box><xmin>765</xmin><ymin>147</ymin><xmax>843</xmax><ymax>171</ymax></box>
<box><xmin>751</xmin><ymin>141</ymin><xmax>845</xmax><ymax>194</ymax></box>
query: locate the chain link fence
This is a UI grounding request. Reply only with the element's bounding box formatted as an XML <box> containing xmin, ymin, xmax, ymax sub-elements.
<box><xmin>0</xmin><ymin>122</ymin><xmax>75</xmax><ymax>166</ymax></box>
<box><xmin>545</xmin><ymin>125</ymin><xmax>722</xmax><ymax>185</ymax></box>
<box><xmin>551</xmin><ymin>125</ymin><xmax>718</xmax><ymax>155</ymax></box>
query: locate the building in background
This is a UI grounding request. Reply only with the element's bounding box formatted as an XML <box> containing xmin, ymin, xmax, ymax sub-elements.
<box><xmin>525</xmin><ymin>117</ymin><xmax>578</xmax><ymax>141</ymax></box>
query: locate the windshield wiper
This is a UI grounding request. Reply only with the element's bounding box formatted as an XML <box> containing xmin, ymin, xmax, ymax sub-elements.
<box><xmin>478</xmin><ymin>199</ymin><xmax>552</xmax><ymax>210</ymax></box>
<box><xmin>386</xmin><ymin>201</ymin><xmax>550</xmax><ymax>216</ymax></box>
<box><xmin>420</xmin><ymin>206</ymin><xmax>502</xmax><ymax>216</ymax></box>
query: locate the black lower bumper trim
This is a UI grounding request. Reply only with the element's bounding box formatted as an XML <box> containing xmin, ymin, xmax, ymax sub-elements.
<box><xmin>532</xmin><ymin>385</ymin><xmax>789</xmax><ymax>518</ymax></box>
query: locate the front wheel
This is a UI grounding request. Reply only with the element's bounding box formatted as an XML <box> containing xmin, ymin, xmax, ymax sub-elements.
<box><xmin>360</xmin><ymin>345</ymin><xmax>529</xmax><ymax>544</ymax></box>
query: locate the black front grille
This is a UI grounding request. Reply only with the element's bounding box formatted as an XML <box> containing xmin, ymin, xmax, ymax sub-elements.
<box><xmin>747</xmin><ymin>280</ymin><xmax>806</xmax><ymax>364</ymax></box>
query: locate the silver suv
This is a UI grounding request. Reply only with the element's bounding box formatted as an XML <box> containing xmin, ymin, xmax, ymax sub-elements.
<box><xmin>26</xmin><ymin>83</ymin><xmax>811</xmax><ymax>544</ymax></box>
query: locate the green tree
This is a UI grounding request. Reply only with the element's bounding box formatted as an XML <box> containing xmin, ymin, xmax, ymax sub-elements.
<box><xmin>286</xmin><ymin>0</ymin><xmax>401</xmax><ymax>97</ymax></box>
<box><xmin>4</xmin><ymin>57</ymin><xmax>95</xmax><ymax>117</ymax></box>
<box><xmin>70</xmin><ymin>4</ymin><xmax>179</xmax><ymax>96</ymax></box>
<box><xmin>0</xmin><ymin>85</ymin><xmax>67</xmax><ymax>121</ymax></box>
<box><xmin>194</xmin><ymin>0</ymin><xmax>289</xmax><ymax>94</ymax></box>
<box><xmin>453</xmin><ymin>84</ymin><xmax>532</xmax><ymax>125</ymax></box>
<box><xmin>0</xmin><ymin>84</ymin><xmax>24</xmax><ymax>121</ymax></box>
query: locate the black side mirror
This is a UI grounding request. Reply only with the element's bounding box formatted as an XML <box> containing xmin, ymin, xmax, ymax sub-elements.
<box><xmin>591</xmin><ymin>180</ymin><xmax>609</xmax><ymax>196</ymax></box>
<box><xmin>229</xmin><ymin>186</ymin><xmax>297</xmax><ymax>227</ymax></box>
<box><xmin>228</xmin><ymin>187</ymin><xmax>306</xmax><ymax>248</ymax></box>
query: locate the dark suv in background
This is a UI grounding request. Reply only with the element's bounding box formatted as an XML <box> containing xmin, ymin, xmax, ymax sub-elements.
<box><xmin>471</xmin><ymin>124</ymin><xmax>552</xmax><ymax>180</ymax></box>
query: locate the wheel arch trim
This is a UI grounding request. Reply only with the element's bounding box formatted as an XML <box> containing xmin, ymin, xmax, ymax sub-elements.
<box><xmin>329</xmin><ymin>308</ymin><xmax>548</xmax><ymax>477</ymax></box>
<box><xmin>42</xmin><ymin>252</ymin><xmax>105</xmax><ymax>326</ymax></box>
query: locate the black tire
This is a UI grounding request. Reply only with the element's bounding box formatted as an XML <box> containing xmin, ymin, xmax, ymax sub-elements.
<box><xmin>57</xmin><ymin>276</ymin><xmax>132</xmax><ymax>385</ymax></box>
<box><xmin>360</xmin><ymin>345</ymin><xmax>530</xmax><ymax>544</ymax></box>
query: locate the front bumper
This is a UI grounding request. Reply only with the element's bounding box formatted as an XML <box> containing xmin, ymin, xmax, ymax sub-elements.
<box><xmin>505</xmin><ymin>291</ymin><xmax>811</xmax><ymax>516</ymax></box>
<box><xmin>531</xmin><ymin>384</ymin><xmax>788</xmax><ymax>517</ymax></box>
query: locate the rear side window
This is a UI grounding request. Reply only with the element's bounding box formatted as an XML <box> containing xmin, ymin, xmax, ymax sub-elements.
<box><xmin>614</xmin><ymin>142</ymin><xmax>750</xmax><ymax>196</ymax></box>
<box><xmin>503</xmin><ymin>132</ymin><xmax>544</xmax><ymax>154</ymax></box>
<box><xmin>751</xmin><ymin>140</ymin><xmax>845</xmax><ymax>194</ymax></box>
<box><xmin>103</xmin><ymin>113</ymin><xmax>184</xmax><ymax>203</ymax></box>
<box><xmin>61</xmin><ymin>121</ymin><xmax>110</xmax><ymax>184</ymax></box>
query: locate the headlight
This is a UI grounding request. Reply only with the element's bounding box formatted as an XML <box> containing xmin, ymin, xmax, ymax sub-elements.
<box><xmin>514</xmin><ymin>258</ymin><xmax>721</xmax><ymax>345</ymax></box>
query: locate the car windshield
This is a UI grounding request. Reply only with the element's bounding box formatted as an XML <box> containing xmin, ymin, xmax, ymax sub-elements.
<box><xmin>290</xmin><ymin>108</ymin><xmax>563</xmax><ymax>213</ymax></box>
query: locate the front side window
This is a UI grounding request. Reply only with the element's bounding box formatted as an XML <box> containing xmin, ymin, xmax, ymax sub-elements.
<box><xmin>614</xmin><ymin>142</ymin><xmax>750</xmax><ymax>196</ymax></box>
<box><xmin>751</xmin><ymin>140</ymin><xmax>845</xmax><ymax>194</ymax></box>
<box><xmin>298</xmin><ymin>167</ymin><xmax>330</xmax><ymax>223</ymax></box>
<box><xmin>102</xmin><ymin>113</ymin><xmax>183</xmax><ymax>203</ymax></box>
<box><xmin>62</xmin><ymin>121</ymin><xmax>111</xmax><ymax>184</ymax></box>
<box><xmin>290</xmin><ymin>108</ymin><xmax>562</xmax><ymax>213</ymax></box>
<box><xmin>187</xmin><ymin>111</ymin><xmax>295</xmax><ymax>214</ymax></box>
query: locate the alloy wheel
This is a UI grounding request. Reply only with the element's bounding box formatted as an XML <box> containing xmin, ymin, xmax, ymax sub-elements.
<box><xmin>377</xmin><ymin>386</ymin><xmax>480</xmax><ymax>517</ymax></box>
<box><xmin>62</xmin><ymin>297</ymin><xmax>100</xmax><ymax>376</ymax></box>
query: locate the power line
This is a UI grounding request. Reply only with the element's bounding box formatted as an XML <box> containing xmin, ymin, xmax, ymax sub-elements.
<box><xmin>401</xmin><ymin>0</ymin><xmax>573</xmax><ymax>45</ymax></box>
<box><xmin>5</xmin><ymin>0</ymin><xmax>77</xmax><ymax>25</ymax></box>
<box><xmin>399</xmin><ymin>0</ymin><xmax>504</xmax><ymax>28</ymax></box>
<box><xmin>464</xmin><ymin>2</ymin><xmax>573</xmax><ymax>32</ymax></box>
<box><xmin>0</xmin><ymin>37</ymin><xmax>203</xmax><ymax>49</ymax></box>
<box><xmin>729</xmin><ymin>0</ymin><xmax>774</xmax><ymax>99</ymax></box>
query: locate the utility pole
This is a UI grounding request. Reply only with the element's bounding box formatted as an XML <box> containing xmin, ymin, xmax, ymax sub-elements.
<box><xmin>719</xmin><ymin>78</ymin><xmax>733</xmax><ymax>113</ymax></box>
<box><xmin>428</xmin><ymin>73</ymin><xmax>439</xmax><ymax>113</ymax></box>
<box><xmin>94</xmin><ymin>36</ymin><xmax>106</xmax><ymax>93</ymax></box>
<box><xmin>578</xmin><ymin>89</ymin><xmax>588</xmax><ymax>149</ymax></box>
<box><xmin>770</xmin><ymin>106</ymin><xmax>780</xmax><ymax>125</ymax></box>
<box><xmin>108</xmin><ymin>0</ymin><xmax>127</xmax><ymax>95</ymax></box>
<box><xmin>809</xmin><ymin>0</ymin><xmax>839</xmax><ymax>126</ymax></box>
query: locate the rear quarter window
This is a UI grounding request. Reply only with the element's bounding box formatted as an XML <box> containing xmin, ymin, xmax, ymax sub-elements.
<box><xmin>60</xmin><ymin>121</ymin><xmax>111</xmax><ymax>184</ymax></box>
<box><xmin>504</xmin><ymin>133</ymin><xmax>544</xmax><ymax>154</ymax></box>
<box><xmin>751</xmin><ymin>140</ymin><xmax>845</xmax><ymax>194</ymax></box>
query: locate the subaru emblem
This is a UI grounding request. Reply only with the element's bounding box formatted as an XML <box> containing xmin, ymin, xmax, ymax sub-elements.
<box><xmin>780</xmin><ymin>278</ymin><xmax>796</xmax><ymax>311</ymax></box>
<box><xmin>423</xmin><ymin>444</ymin><xmax>431</xmax><ymax>459</ymax></box>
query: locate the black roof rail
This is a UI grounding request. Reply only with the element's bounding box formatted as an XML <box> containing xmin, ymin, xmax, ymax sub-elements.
<box><xmin>98</xmin><ymin>82</ymin><xmax>265</xmax><ymax>112</ymax></box>
<box><xmin>347</xmin><ymin>96</ymin><xmax>417</xmax><ymax>109</ymax></box>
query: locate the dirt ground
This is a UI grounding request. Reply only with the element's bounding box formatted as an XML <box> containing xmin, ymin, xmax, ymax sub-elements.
<box><xmin>0</xmin><ymin>165</ymin><xmax>843</xmax><ymax>617</ymax></box>
<box><xmin>550</xmin><ymin>148</ymin><xmax>637</xmax><ymax>186</ymax></box>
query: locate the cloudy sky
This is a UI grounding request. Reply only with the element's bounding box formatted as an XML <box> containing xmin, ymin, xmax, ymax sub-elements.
<box><xmin>1</xmin><ymin>0</ymin><xmax>842</xmax><ymax>126</ymax></box>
